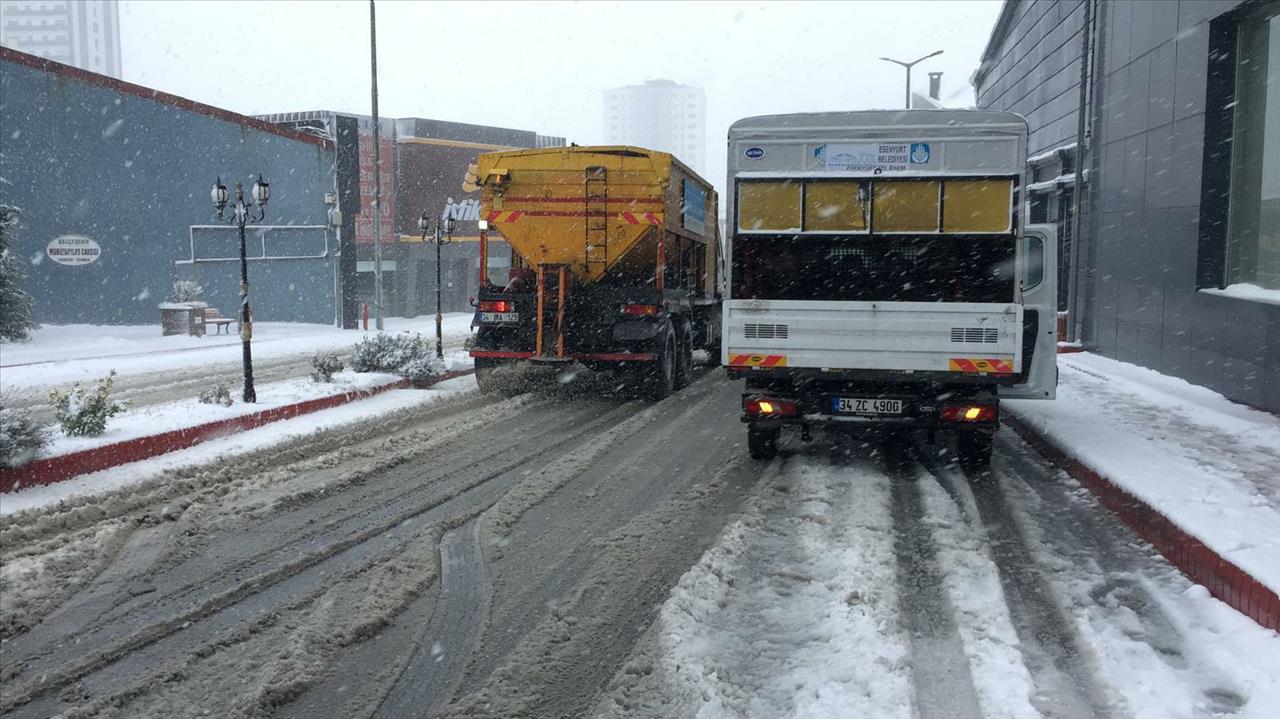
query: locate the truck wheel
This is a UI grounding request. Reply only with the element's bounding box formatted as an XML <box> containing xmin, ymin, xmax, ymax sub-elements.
<box><xmin>674</xmin><ymin>321</ymin><xmax>694</xmax><ymax>389</ymax></box>
<box><xmin>747</xmin><ymin>425</ymin><xmax>779</xmax><ymax>460</ymax></box>
<box><xmin>644</xmin><ymin>323</ymin><xmax>677</xmax><ymax>400</ymax></box>
<box><xmin>957</xmin><ymin>431</ymin><xmax>993</xmax><ymax>469</ymax></box>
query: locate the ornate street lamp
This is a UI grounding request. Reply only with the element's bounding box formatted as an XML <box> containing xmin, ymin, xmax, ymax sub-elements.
<box><xmin>419</xmin><ymin>202</ymin><xmax>455</xmax><ymax>360</ymax></box>
<box><xmin>212</xmin><ymin>174</ymin><xmax>269</xmax><ymax>402</ymax></box>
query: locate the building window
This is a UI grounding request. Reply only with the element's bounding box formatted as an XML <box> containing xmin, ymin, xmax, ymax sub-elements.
<box><xmin>1226</xmin><ymin>6</ymin><xmax>1280</xmax><ymax>291</ymax></box>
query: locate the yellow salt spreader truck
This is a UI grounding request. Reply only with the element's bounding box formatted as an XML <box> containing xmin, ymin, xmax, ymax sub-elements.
<box><xmin>463</xmin><ymin>146</ymin><xmax>721</xmax><ymax>398</ymax></box>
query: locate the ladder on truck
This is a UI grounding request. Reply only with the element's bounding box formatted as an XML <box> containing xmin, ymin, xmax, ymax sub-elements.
<box><xmin>534</xmin><ymin>264</ymin><xmax>569</xmax><ymax>360</ymax></box>
<box><xmin>584</xmin><ymin>166</ymin><xmax>609</xmax><ymax>274</ymax></box>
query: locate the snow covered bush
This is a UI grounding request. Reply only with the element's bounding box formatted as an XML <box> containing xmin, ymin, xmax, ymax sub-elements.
<box><xmin>349</xmin><ymin>333</ymin><xmax>444</xmax><ymax>382</ymax></box>
<box><xmin>0</xmin><ymin>396</ymin><xmax>48</xmax><ymax>468</ymax></box>
<box><xmin>311</xmin><ymin>352</ymin><xmax>344</xmax><ymax>383</ymax></box>
<box><xmin>198</xmin><ymin>383</ymin><xmax>233</xmax><ymax>406</ymax></box>
<box><xmin>168</xmin><ymin>280</ymin><xmax>204</xmax><ymax>303</ymax></box>
<box><xmin>48</xmin><ymin>371</ymin><xmax>127</xmax><ymax>437</ymax></box>
<box><xmin>0</xmin><ymin>205</ymin><xmax>36</xmax><ymax>342</ymax></box>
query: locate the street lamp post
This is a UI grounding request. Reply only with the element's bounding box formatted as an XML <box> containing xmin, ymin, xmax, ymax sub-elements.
<box><xmin>418</xmin><ymin>203</ymin><xmax>455</xmax><ymax>360</ymax></box>
<box><xmin>879</xmin><ymin>50</ymin><xmax>944</xmax><ymax>109</ymax></box>
<box><xmin>212</xmin><ymin>175</ymin><xmax>269</xmax><ymax>403</ymax></box>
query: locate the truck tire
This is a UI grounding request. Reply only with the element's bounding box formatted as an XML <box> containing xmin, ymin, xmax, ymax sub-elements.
<box><xmin>747</xmin><ymin>424</ymin><xmax>779</xmax><ymax>460</ymax></box>
<box><xmin>643</xmin><ymin>322</ymin><xmax>677</xmax><ymax>400</ymax></box>
<box><xmin>674</xmin><ymin>321</ymin><xmax>694</xmax><ymax>389</ymax></box>
<box><xmin>957</xmin><ymin>431</ymin><xmax>993</xmax><ymax>469</ymax></box>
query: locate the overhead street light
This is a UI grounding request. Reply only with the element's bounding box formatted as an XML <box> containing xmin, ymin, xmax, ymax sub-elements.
<box><xmin>879</xmin><ymin>50</ymin><xmax>944</xmax><ymax>109</ymax></box>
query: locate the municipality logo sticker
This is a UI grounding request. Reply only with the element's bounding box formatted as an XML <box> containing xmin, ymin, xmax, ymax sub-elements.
<box><xmin>744</xmin><ymin>146</ymin><xmax>766</xmax><ymax>159</ymax></box>
<box><xmin>910</xmin><ymin>143</ymin><xmax>931</xmax><ymax>164</ymax></box>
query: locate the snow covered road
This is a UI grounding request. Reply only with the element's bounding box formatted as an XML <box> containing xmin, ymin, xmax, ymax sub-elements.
<box><xmin>1</xmin><ymin>369</ymin><xmax>1276</xmax><ymax>718</ymax></box>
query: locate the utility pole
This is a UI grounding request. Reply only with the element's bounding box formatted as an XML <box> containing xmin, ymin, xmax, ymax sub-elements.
<box><xmin>369</xmin><ymin>0</ymin><xmax>385</xmax><ymax>330</ymax></box>
<box><xmin>879</xmin><ymin>50</ymin><xmax>943</xmax><ymax>109</ymax></box>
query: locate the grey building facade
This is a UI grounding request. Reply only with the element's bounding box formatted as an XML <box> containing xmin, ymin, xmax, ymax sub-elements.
<box><xmin>0</xmin><ymin>47</ymin><xmax>341</xmax><ymax>327</ymax></box>
<box><xmin>974</xmin><ymin>0</ymin><xmax>1280</xmax><ymax>413</ymax></box>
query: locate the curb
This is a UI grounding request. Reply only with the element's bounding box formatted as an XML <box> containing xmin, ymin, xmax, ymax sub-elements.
<box><xmin>0</xmin><ymin>369</ymin><xmax>474</xmax><ymax>494</ymax></box>
<box><xmin>1005</xmin><ymin>413</ymin><xmax>1280</xmax><ymax>632</ymax></box>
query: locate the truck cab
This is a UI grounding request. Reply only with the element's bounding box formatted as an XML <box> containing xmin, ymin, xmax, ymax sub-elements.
<box><xmin>723</xmin><ymin>110</ymin><xmax>1057</xmax><ymax>465</ymax></box>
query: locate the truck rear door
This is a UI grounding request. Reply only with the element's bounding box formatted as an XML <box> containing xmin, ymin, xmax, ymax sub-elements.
<box><xmin>1000</xmin><ymin>224</ymin><xmax>1058</xmax><ymax>399</ymax></box>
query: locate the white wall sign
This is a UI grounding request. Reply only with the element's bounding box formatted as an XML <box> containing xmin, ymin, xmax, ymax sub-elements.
<box><xmin>46</xmin><ymin>235</ymin><xmax>101</xmax><ymax>266</ymax></box>
<box><xmin>814</xmin><ymin>142</ymin><xmax>931</xmax><ymax>172</ymax></box>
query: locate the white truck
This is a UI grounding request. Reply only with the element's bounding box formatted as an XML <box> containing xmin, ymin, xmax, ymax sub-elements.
<box><xmin>723</xmin><ymin>110</ymin><xmax>1057</xmax><ymax>466</ymax></box>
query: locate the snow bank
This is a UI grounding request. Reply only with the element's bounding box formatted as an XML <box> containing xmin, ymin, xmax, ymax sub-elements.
<box><xmin>1005</xmin><ymin>352</ymin><xmax>1280</xmax><ymax>596</ymax></box>
<box><xmin>33</xmin><ymin>370</ymin><xmax>400</xmax><ymax>460</ymax></box>
<box><xmin>0</xmin><ymin>375</ymin><xmax>478</xmax><ymax>516</ymax></box>
<box><xmin>0</xmin><ymin>313</ymin><xmax>475</xmax><ymax>390</ymax></box>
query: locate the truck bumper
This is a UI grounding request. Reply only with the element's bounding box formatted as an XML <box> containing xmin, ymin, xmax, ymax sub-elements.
<box><xmin>740</xmin><ymin>388</ymin><xmax>1000</xmax><ymax>433</ymax></box>
<box><xmin>471</xmin><ymin>350</ymin><xmax>657</xmax><ymax>363</ymax></box>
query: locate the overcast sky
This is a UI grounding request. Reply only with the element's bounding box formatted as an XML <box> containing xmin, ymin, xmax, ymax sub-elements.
<box><xmin>119</xmin><ymin>0</ymin><xmax>1003</xmax><ymax>186</ymax></box>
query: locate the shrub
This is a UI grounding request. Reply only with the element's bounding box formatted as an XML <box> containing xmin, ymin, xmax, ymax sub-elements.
<box><xmin>49</xmin><ymin>371</ymin><xmax>127</xmax><ymax>437</ymax></box>
<box><xmin>0</xmin><ymin>396</ymin><xmax>49</xmax><ymax>468</ymax></box>
<box><xmin>169</xmin><ymin>280</ymin><xmax>204</xmax><ymax>303</ymax></box>
<box><xmin>198</xmin><ymin>383</ymin><xmax>233</xmax><ymax>406</ymax></box>
<box><xmin>311</xmin><ymin>352</ymin><xmax>344</xmax><ymax>383</ymax></box>
<box><xmin>350</xmin><ymin>333</ymin><xmax>444</xmax><ymax>382</ymax></box>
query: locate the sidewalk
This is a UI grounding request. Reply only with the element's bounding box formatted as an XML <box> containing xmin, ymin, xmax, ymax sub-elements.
<box><xmin>0</xmin><ymin>314</ymin><xmax>476</xmax><ymax>392</ymax></box>
<box><xmin>1005</xmin><ymin>352</ymin><xmax>1280</xmax><ymax>629</ymax></box>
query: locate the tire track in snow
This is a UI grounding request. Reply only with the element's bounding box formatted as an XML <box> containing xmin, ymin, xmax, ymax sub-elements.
<box><xmin>920</xmin><ymin>444</ymin><xmax>1110</xmax><ymax>719</ymax></box>
<box><xmin>0</xmin><ymin>391</ymin><xmax>508</xmax><ymax>662</ymax></box>
<box><xmin>885</xmin><ymin>441</ymin><xmax>985</xmax><ymax>719</ymax></box>
<box><xmin>993</xmin><ymin>431</ymin><xmax>1252</xmax><ymax>716</ymax></box>
<box><xmin>375</xmin><ymin>518</ymin><xmax>490</xmax><ymax>718</ymax></box>
<box><xmin>1</xmin><ymin>398</ymin><xmax>637</xmax><ymax>717</ymax></box>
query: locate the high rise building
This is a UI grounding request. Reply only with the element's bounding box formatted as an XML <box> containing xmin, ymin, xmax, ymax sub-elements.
<box><xmin>604</xmin><ymin>79</ymin><xmax>706</xmax><ymax>175</ymax></box>
<box><xmin>0</xmin><ymin>0</ymin><xmax>121</xmax><ymax>79</ymax></box>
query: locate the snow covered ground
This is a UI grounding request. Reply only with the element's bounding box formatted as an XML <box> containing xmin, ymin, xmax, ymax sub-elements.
<box><xmin>0</xmin><ymin>313</ymin><xmax>475</xmax><ymax>391</ymax></box>
<box><xmin>0</xmin><ymin>374</ymin><xmax>479</xmax><ymax>517</ymax></box>
<box><xmin>32</xmin><ymin>369</ymin><xmax>401</xmax><ymax>459</ymax></box>
<box><xmin>1005</xmin><ymin>352</ymin><xmax>1280</xmax><ymax>596</ymax></box>
<box><xmin>598</xmin><ymin>431</ymin><xmax>1280</xmax><ymax>719</ymax></box>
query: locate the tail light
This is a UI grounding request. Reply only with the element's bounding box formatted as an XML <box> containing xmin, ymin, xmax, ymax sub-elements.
<box><xmin>744</xmin><ymin>397</ymin><xmax>799</xmax><ymax>417</ymax></box>
<box><xmin>939</xmin><ymin>404</ymin><xmax>998</xmax><ymax>422</ymax></box>
<box><xmin>478</xmin><ymin>300</ymin><xmax>514</xmax><ymax>313</ymax></box>
<box><xmin>621</xmin><ymin>303</ymin><xmax>660</xmax><ymax>317</ymax></box>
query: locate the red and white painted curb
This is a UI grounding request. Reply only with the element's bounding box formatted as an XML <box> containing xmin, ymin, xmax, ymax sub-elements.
<box><xmin>1006</xmin><ymin>414</ymin><xmax>1280</xmax><ymax>632</ymax></box>
<box><xmin>0</xmin><ymin>369</ymin><xmax>474</xmax><ymax>494</ymax></box>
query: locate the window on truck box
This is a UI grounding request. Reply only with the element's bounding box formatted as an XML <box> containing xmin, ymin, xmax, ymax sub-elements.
<box><xmin>942</xmin><ymin>179</ymin><xmax>1014</xmax><ymax>233</ymax></box>
<box><xmin>804</xmin><ymin>181</ymin><xmax>868</xmax><ymax>231</ymax></box>
<box><xmin>872</xmin><ymin>180</ymin><xmax>940</xmax><ymax>232</ymax></box>
<box><xmin>737</xmin><ymin>180</ymin><xmax>802</xmax><ymax>232</ymax></box>
<box><xmin>735</xmin><ymin>177</ymin><xmax>1014</xmax><ymax>235</ymax></box>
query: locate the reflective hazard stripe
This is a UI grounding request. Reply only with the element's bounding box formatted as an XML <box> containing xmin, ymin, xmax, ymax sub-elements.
<box><xmin>728</xmin><ymin>353</ymin><xmax>787</xmax><ymax>367</ymax></box>
<box><xmin>484</xmin><ymin>210</ymin><xmax>523</xmax><ymax>223</ymax></box>
<box><xmin>948</xmin><ymin>357</ymin><xmax>1014</xmax><ymax>374</ymax></box>
<box><xmin>619</xmin><ymin>212</ymin><xmax>662</xmax><ymax>225</ymax></box>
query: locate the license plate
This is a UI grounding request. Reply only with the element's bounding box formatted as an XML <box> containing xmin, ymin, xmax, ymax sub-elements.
<box><xmin>480</xmin><ymin>312</ymin><xmax>518</xmax><ymax>323</ymax></box>
<box><xmin>833</xmin><ymin>397</ymin><xmax>903</xmax><ymax>415</ymax></box>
